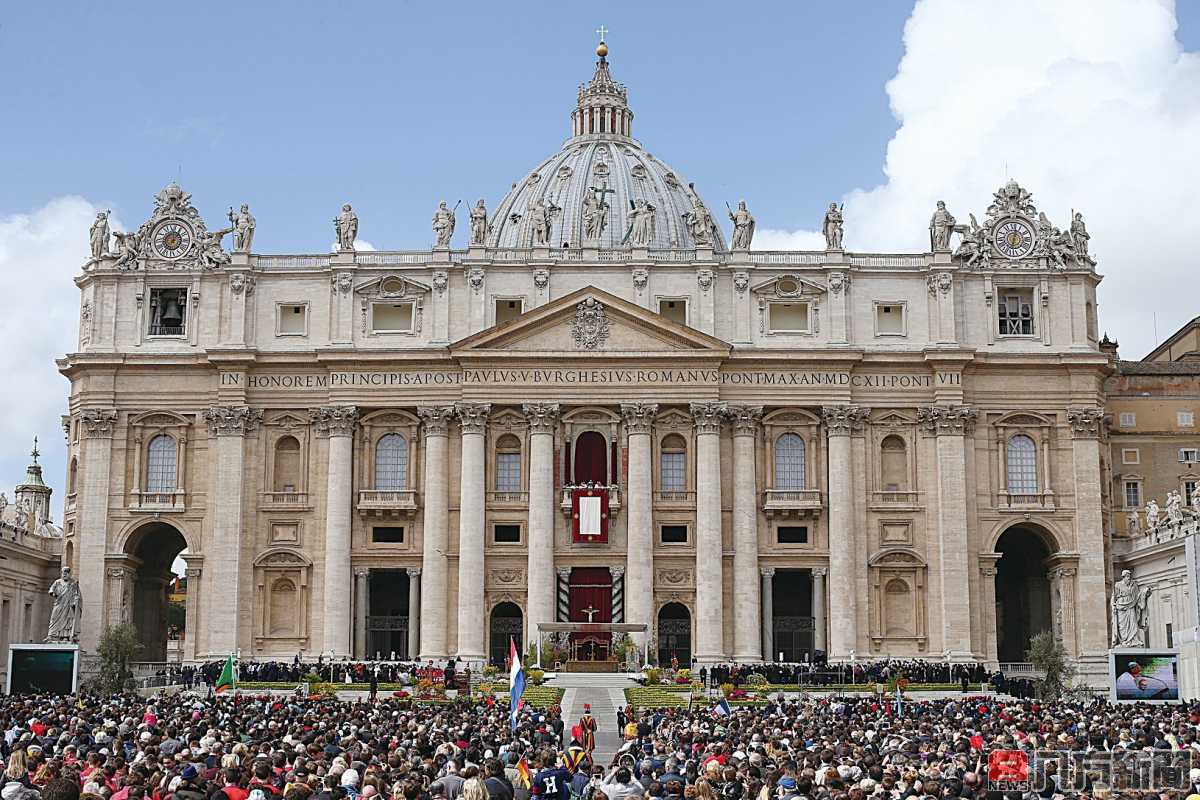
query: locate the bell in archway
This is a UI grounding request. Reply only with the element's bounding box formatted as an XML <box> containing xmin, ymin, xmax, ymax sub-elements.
<box><xmin>160</xmin><ymin>295</ymin><xmax>183</xmax><ymax>327</ymax></box>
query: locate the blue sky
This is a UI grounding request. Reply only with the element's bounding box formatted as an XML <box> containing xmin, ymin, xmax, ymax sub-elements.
<box><xmin>1</xmin><ymin>1</ymin><xmax>1198</xmax><ymax>523</ymax></box>
<box><xmin>0</xmin><ymin>1</ymin><xmax>915</xmax><ymax>249</ymax></box>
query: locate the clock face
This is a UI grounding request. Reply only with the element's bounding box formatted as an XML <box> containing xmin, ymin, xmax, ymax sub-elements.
<box><xmin>152</xmin><ymin>221</ymin><xmax>193</xmax><ymax>260</ymax></box>
<box><xmin>993</xmin><ymin>218</ymin><xmax>1035</xmax><ymax>259</ymax></box>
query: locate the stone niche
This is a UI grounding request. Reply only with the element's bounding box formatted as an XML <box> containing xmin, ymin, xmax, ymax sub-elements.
<box><xmin>253</xmin><ymin>548</ymin><xmax>312</xmax><ymax>651</ymax></box>
<box><xmin>868</xmin><ymin>548</ymin><xmax>927</xmax><ymax>653</ymax></box>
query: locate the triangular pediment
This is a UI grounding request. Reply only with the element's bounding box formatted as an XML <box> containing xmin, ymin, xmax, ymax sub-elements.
<box><xmin>450</xmin><ymin>286</ymin><xmax>731</xmax><ymax>356</ymax></box>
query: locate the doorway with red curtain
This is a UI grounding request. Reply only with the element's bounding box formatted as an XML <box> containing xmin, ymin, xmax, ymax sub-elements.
<box><xmin>568</xmin><ymin>567</ymin><xmax>612</xmax><ymax>660</ymax></box>
<box><xmin>573</xmin><ymin>432</ymin><xmax>607</xmax><ymax>484</ymax></box>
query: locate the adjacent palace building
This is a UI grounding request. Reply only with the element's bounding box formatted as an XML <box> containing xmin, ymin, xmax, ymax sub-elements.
<box><xmin>60</xmin><ymin>42</ymin><xmax>1112</xmax><ymax>677</ymax></box>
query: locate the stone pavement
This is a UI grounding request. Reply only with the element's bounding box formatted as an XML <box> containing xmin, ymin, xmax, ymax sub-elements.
<box><xmin>551</xmin><ymin>672</ymin><xmax>635</xmax><ymax>766</ymax></box>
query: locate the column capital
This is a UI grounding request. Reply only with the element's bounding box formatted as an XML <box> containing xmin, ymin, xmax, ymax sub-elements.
<box><xmin>760</xmin><ymin>567</ymin><xmax>776</xmax><ymax>578</ymax></box>
<box><xmin>185</xmin><ymin>567</ymin><xmax>203</xmax><ymax>579</ymax></box>
<box><xmin>80</xmin><ymin>409</ymin><xmax>118</xmax><ymax>438</ymax></box>
<box><xmin>310</xmin><ymin>405</ymin><xmax>358</xmax><ymax>438</ymax></box>
<box><xmin>205</xmin><ymin>405</ymin><xmax>263</xmax><ymax>437</ymax></box>
<box><xmin>821</xmin><ymin>404</ymin><xmax>867</xmax><ymax>436</ymax></box>
<box><xmin>917</xmin><ymin>404</ymin><xmax>977</xmax><ymax>436</ymax></box>
<box><xmin>811</xmin><ymin>567</ymin><xmax>828</xmax><ymax>578</ymax></box>
<box><xmin>522</xmin><ymin>403</ymin><xmax>561</xmax><ymax>435</ymax></box>
<box><xmin>556</xmin><ymin>566</ymin><xmax>572</xmax><ymax>579</ymax></box>
<box><xmin>418</xmin><ymin>405</ymin><xmax>456</xmax><ymax>437</ymax></box>
<box><xmin>725</xmin><ymin>405</ymin><xmax>763</xmax><ymax>436</ymax></box>
<box><xmin>406</xmin><ymin>567</ymin><xmax>422</xmax><ymax>578</ymax></box>
<box><xmin>620</xmin><ymin>402</ymin><xmax>658</xmax><ymax>435</ymax></box>
<box><xmin>609</xmin><ymin>565</ymin><xmax>625</xmax><ymax>579</ymax></box>
<box><xmin>417</xmin><ymin>407</ymin><xmax>453</xmax><ymax>438</ymax></box>
<box><xmin>690</xmin><ymin>402</ymin><xmax>727</xmax><ymax>435</ymax></box>
<box><xmin>354</xmin><ymin>567</ymin><xmax>371</xmax><ymax>578</ymax></box>
<box><xmin>455</xmin><ymin>402</ymin><xmax>491</xmax><ymax>435</ymax></box>
<box><xmin>1066</xmin><ymin>407</ymin><xmax>1105</xmax><ymax>439</ymax></box>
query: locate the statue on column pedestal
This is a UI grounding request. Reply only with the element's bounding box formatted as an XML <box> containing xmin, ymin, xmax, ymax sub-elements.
<box><xmin>1111</xmin><ymin>569</ymin><xmax>1150</xmax><ymax>647</ymax></box>
<box><xmin>46</xmin><ymin>567</ymin><xmax>82</xmax><ymax>643</ymax></box>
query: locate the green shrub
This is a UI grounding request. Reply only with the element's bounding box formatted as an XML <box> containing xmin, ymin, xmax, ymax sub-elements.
<box><xmin>644</xmin><ymin>667</ymin><xmax>662</xmax><ymax>684</ymax></box>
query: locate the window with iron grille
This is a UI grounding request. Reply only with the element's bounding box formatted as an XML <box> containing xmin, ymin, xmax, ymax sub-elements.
<box><xmin>495</xmin><ymin>452</ymin><xmax>522</xmax><ymax>492</ymax></box>
<box><xmin>998</xmin><ymin>291</ymin><xmax>1034</xmax><ymax>335</ymax></box>
<box><xmin>145</xmin><ymin>434</ymin><xmax>177</xmax><ymax>492</ymax></box>
<box><xmin>660</xmin><ymin>451</ymin><xmax>686</xmax><ymax>491</ymax></box>
<box><xmin>1006</xmin><ymin>435</ymin><xmax>1038</xmax><ymax>493</ymax></box>
<box><xmin>374</xmin><ymin>434</ymin><xmax>408</xmax><ymax>490</ymax></box>
<box><xmin>774</xmin><ymin>433</ymin><xmax>806</xmax><ymax>490</ymax></box>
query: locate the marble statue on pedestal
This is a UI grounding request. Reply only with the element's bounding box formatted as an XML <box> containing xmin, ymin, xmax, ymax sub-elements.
<box><xmin>529</xmin><ymin>198</ymin><xmax>554</xmax><ymax>246</ymax></box>
<box><xmin>727</xmin><ymin>200</ymin><xmax>755</xmax><ymax>249</ymax></box>
<box><xmin>335</xmin><ymin>204</ymin><xmax>358</xmax><ymax>251</ymax></box>
<box><xmin>197</xmin><ymin>226</ymin><xmax>233</xmax><ymax>270</ymax></box>
<box><xmin>1167</xmin><ymin>490</ymin><xmax>1184</xmax><ymax>524</ymax></box>
<box><xmin>469</xmin><ymin>199</ymin><xmax>488</xmax><ymax>246</ymax></box>
<box><xmin>684</xmin><ymin>197</ymin><xmax>715</xmax><ymax>246</ymax></box>
<box><xmin>1127</xmin><ymin>508</ymin><xmax>1141</xmax><ymax>537</ymax></box>
<box><xmin>929</xmin><ymin>201</ymin><xmax>956</xmax><ymax>250</ymax></box>
<box><xmin>822</xmin><ymin>202</ymin><xmax>844</xmax><ymax>249</ymax></box>
<box><xmin>432</xmin><ymin>201</ymin><xmax>457</xmax><ymax>247</ymax></box>
<box><xmin>1146</xmin><ymin>499</ymin><xmax>1160</xmax><ymax>529</ymax></box>
<box><xmin>89</xmin><ymin>211</ymin><xmax>110</xmax><ymax>259</ymax></box>
<box><xmin>46</xmin><ymin>567</ymin><xmax>82</xmax><ymax>643</ymax></box>
<box><xmin>627</xmin><ymin>199</ymin><xmax>656</xmax><ymax>246</ymax></box>
<box><xmin>1111</xmin><ymin>569</ymin><xmax>1150</xmax><ymax>647</ymax></box>
<box><xmin>229</xmin><ymin>204</ymin><xmax>256</xmax><ymax>253</ymax></box>
<box><xmin>1070</xmin><ymin>211</ymin><xmax>1090</xmax><ymax>261</ymax></box>
<box><xmin>112</xmin><ymin>230</ymin><xmax>141</xmax><ymax>269</ymax></box>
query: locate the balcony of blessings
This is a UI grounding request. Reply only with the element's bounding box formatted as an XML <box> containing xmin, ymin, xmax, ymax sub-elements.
<box><xmin>221</xmin><ymin>369</ymin><xmax>961</xmax><ymax>391</ymax></box>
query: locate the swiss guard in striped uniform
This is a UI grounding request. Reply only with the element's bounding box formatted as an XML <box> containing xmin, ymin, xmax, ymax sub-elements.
<box><xmin>579</xmin><ymin>703</ymin><xmax>597</xmax><ymax>754</ymax></box>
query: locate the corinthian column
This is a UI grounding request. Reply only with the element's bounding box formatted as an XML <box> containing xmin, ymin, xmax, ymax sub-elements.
<box><xmin>523</xmin><ymin>403</ymin><xmax>560</xmax><ymax>645</ymax></box>
<box><xmin>728</xmin><ymin>405</ymin><xmax>763</xmax><ymax>661</ymax></box>
<box><xmin>1067</xmin><ymin>407</ymin><xmax>1108</xmax><ymax>663</ymax></box>
<box><xmin>77</xmin><ymin>409</ymin><xmax>118</xmax><ymax>653</ymax></box>
<box><xmin>455</xmin><ymin>402</ymin><xmax>490</xmax><ymax>663</ymax></box>
<box><xmin>691</xmin><ymin>402</ymin><xmax>727</xmax><ymax>663</ymax></box>
<box><xmin>822</xmin><ymin>405</ymin><xmax>866</xmax><ymax>659</ymax></box>
<box><xmin>620</xmin><ymin>402</ymin><xmax>657</xmax><ymax>647</ymax></box>
<box><xmin>203</xmin><ymin>405</ymin><xmax>262</xmax><ymax>656</ymax></box>
<box><xmin>917</xmin><ymin>404</ymin><xmax>976</xmax><ymax>659</ymax></box>
<box><xmin>417</xmin><ymin>407</ymin><xmax>454</xmax><ymax>660</ymax></box>
<box><xmin>312</xmin><ymin>405</ymin><xmax>358</xmax><ymax>656</ymax></box>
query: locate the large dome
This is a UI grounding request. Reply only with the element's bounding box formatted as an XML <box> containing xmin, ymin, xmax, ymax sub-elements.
<box><xmin>486</xmin><ymin>44</ymin><xmax>727</xmax><ymax>251</ymax></box>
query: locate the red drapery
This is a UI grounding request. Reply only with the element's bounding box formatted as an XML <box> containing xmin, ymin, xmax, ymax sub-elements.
<box><xmin>568</xmin><ymin>567</ymin><xmax>613</xmax><ymax>656</ymax></box>
<box><xmin>573</xmin><ymin>431</ymin><xmax>607</xmax><ymax>484</ymax></box>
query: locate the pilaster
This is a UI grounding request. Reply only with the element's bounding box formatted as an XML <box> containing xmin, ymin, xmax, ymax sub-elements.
<box><xmin>691</xmin><ymin>401</ymin><xmax>726</xmax><ymax>662</ymax></box>
<box><xmin>760</xmin><ymin>568</ymin><xmax>774</xmax><ymax>663</ymax></box>
<box><xmin>621</xmin><ymin>402</ymin><xmax>657</xmax><ymax>645</ymax></box>
<box><xmin>1066</xmin><ymin>407</ymin><xmax>1108</xmax><ymax>665</ymax></box>
<box><xmin>821</xmin><ymin>404</ymin><xmax>866</xmax><ymax>658</ymax></box>
<box><xmin>417</xmin><ymin>406</ymin><xmax>454</xmax><ymax>659</ymax></box>
<box><xmin>727</xmin><ymin>405</ymin><xmax>762</xmax><ymax>661</ymax></box>
<box><xmin>77</xmin><ymin>409</ymin><xmax>117</xmax><ymax>652</ymax></box>
<box><xmin>523</xmin><ymin>402</ymin><xmax>560</xmax><ymax>645</ymax></box>
<box><xmin>311</xmin><ymin>404</ymin><xmax>358</xmax><ymax>656</ymax></box>
<box><xmin>455</xmin><ymin>402</ymin><xmax>490</xmax><ymax>662</ymax></box>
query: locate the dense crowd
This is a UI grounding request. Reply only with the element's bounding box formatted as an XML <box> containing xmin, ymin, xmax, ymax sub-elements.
<box><xmin>1</xmin><ymin>685</ymin><xmax>1199</xmax><ymax>800</ymax></box>
<box><xmin>699</xmin><ymin>662</ymin><xmax>990</xmax><ymax>689</ymax></box>
<box><xmin>149</xmin><ymin>662</ymin><xmax>466</xmax><ymax>691</ymax></box>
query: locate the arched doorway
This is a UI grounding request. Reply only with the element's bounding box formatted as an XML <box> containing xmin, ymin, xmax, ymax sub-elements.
<box><xmin>124</xmin><ymin>521</ymin><xmax>188</xmax><ymax>661</ymax></box>
<box><xmin>573</xmin><ymin>431</ymin><xmax>609</xmax><ymax>484</ymax></box>
<box><xmin>657</xmin><ymin>603</ymin><xmax>691</xmax><ymax>666</ymax></box>
<box><xmin>994</xmin><ymin>526</ymin><xmax>1053</xmax><ymax>662</ymax></box>
<box><xmin>489</xmin><ymin>602</ymin><xmax>523</xmax><ymax>666</ymax></box>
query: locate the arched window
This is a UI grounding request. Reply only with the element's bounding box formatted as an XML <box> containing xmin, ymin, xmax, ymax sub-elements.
<box><xmin>273</xmin><ymin>436</ymin><xmax>301</xmax><ymax>492</ymax></box>
<box><xmin>375</xmin><ymin>433</ymin><xmax>408</xmax><ymax>490</ymax></box>
<box><xmin>495</xmin><ymin>434</ymin><xmax>522</xmax><ymax>492</ymax></box>
<box><xmin>1007</xmin><ymin>434</ymin><xmax>1038</xmax><ymax>494</ymax></box>
<box><xmin>145</xmin><ymin>435</ymin><xmax>177</xmax><ymax>493</ymax></box>
<box><xmin>774</xmin><ymin>433</ymin><xmax>806</xmax><ymax>490</ymax></box>
<box><xmin>880</xmin><ymin>435</ymin><xmax>908</xmax><ymax>491</ymax></box>
<box><xmin>660</xmin><ymin>434</ymin><xmax>687</xmax><ymax>491</ymax></box>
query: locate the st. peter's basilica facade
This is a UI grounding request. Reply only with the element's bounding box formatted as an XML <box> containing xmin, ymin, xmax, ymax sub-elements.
<box><xmin>59</xmin><ymin>41</ymin><xmax>1111</xmax><ymax>677</ymax></box>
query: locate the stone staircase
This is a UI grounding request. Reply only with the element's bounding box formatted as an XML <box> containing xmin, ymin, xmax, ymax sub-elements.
<box><xmin>550</xmin><ymin>672</ymin><xmax>636</xmax><ymax>765</ymax></box>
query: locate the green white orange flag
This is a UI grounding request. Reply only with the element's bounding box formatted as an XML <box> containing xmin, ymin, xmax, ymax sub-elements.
<box><xmin>215</xmin><ymin>654</ymin><xmax>236</xmax><ymax>693</ymax></box>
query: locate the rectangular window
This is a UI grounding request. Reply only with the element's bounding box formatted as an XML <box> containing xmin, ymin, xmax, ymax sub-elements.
<box><xmin>777</xmin><ymin>525</ymin><xmax>809</xmax><ymax>544</ymax></box>
<box><xmin>769</xmin><ymin>301</ymin><xmax>810</xmax><ymax>333</ymax></box>
<box><xmin>874</xmin><ymin>302</ymin><xmax>905</xmax><ymax>336</ymax></box>
<box><xmin>1180</xmin><ymin>411</ymin><xmax>1195</xmax><ymax>427</ymax></box>
<box><xmin>148</xmin><ymin>288</ymin><xmax>188</xmax><ymax>336</ymax></box>
<box><xmin>372</xmin><ymin>302</ymin><xmax>414</xmax><ymax>333</ymax></box>
<box><xmin>371</xmin><ymin>526</ymin><xmax>405</xmax><ymax>543</ymax></box>
<box><xmin>1121</xmin><ymin>448</ymin><xmax>1140</xmax><ymax>465</ymax></box>
<box><xmin>1119</xmin><ymin>412</ymin><xmax>1137</xmax><ymax>428</ymax></box>
<box><xmin>660</xmin><ymin>524</ymin><xmax>688</xmax><ymax>544</ymax></box>
<box><xmin>1124</xmin><ymin>481</ymin><xmax>1141</xmax><ymax>509</ymax></box>
<box><xmin>658</xmin><ymin>299</ymin><xmax>687</xmax><ymax>325</ymax></box>
<box><xmin>277</xmin><ymin>304</ymin><xmax>308</xmax><ymax>335</ymax></box>
<box><xmin>495</xmin><ymin>452</ymin><xmax>522</xmax><ymax>492</ymax></box>
<box><xmin>1180</xmin><ymin>448</ymin><xmax>1199</xmax><ymax>464</ymax></box>
<box><xmin>1186</xmin><ymin>481</ymin><xmax>1199</xmax><ymax>507</ymax></box>
<box><xmin>660</xmin><ymin>451</ymin><xmax>686</xmax><ymax>491</ymax></box>
<box><xmin>493</xmin><ymin>524</ymin><xmax>521</xmax><ymax>544</ymax></box>
<box><xmin>997</xmin><ymin>290</ymin><xmax>1034</xmax><ymax>336</ymax></box>
<box><xmin>495</xmin><ymin>299</ymin><xmax>523</xmax><ymax>325</ymax></box>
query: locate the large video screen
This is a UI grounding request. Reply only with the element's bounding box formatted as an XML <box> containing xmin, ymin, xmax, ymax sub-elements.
<box><xmin>7</xmin><ymin>648</ymin><xmax>78</xmax><ymax>694</ymax></box>
<box><xmin>1111</xmin><ymin>651</ymin><xmax>1179</xmax><ymax>702</ymax></box>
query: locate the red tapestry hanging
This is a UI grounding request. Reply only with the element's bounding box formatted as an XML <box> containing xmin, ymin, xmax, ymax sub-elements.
<box><xmin>571</xmin><ymin>486</ymin><xmax>609</xmax><ymax>543</ymax></box>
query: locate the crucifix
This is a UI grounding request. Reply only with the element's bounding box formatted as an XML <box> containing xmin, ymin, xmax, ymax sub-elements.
<box><xmin>596</xmin><ymin>25</ymin><xmax>608</xmax><ymax>43</ymax></box>
<box><xmin>581</xmin><ymin>605</ymin><xmax>600</xmax><ymax>622</ymax></box>
<box><xmin>589</xmin><ymin>179</ymin><xmax>615</xmax><ymax>209</ymax></box>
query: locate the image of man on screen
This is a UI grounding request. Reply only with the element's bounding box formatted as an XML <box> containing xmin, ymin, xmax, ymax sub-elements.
<box><xmin>1116</xmin><ymin>660</ymin><xmax>1174</xmax><ymax>700</ymax></box>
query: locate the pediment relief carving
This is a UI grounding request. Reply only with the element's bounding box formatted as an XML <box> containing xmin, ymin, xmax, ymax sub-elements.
<box><xmin>354</xmin><ymin>274</ymin><xmax>431</xmax><ymax>299</ymax></box>
<box><xmin>266</xmin><ymin>412</ymin><xmax>310</xmax><ymax>430</ymax></box>
<box><xmin>254</xmin><ymin>548</ymin><xmax>313</xmax><ymax>568</ymax></box>
<box><xmin>130</xmin><ymin>410</ymin><xmax>190</xmax><ymax>428</ymax></box>
<box><xmin>868</xmin><ymin>548</ymin><xmax>926</xmax><ymax>568</ymax></box>
<box><xmin>993</xmin><ymin>411</ymin><xmax>1053</xmax><ymax>427</ymax></box>
<box><xmin>751</xmin><ymin>274</ymin><xmax>827</xmax><ymax>299</ymax></box>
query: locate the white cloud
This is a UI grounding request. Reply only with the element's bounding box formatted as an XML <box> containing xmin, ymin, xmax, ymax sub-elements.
<box><xmin>753</xmin><ymin>228</ymin><xmax>827</xmax><ymax>251</ymax></box>
<box><xmin>328</xmin><ymin>239</ymin><xmax>377</xmax><ymax>252</ymax></box>
<box><xmin>0</xmin><ymin>197</ymin><xmax>111</xmax><ymax>510</ymax></box>
<box><xmin>758</xmin><ymin>0</ymin><xmax>1200</xmax><ymax>358</ymax></box>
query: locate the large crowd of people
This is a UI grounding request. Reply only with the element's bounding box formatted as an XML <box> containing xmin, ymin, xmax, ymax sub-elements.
<box><xmin>0</xmin><ymin>679</ymin><xmax>1197</xmax><ymax>800</ymax></box>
